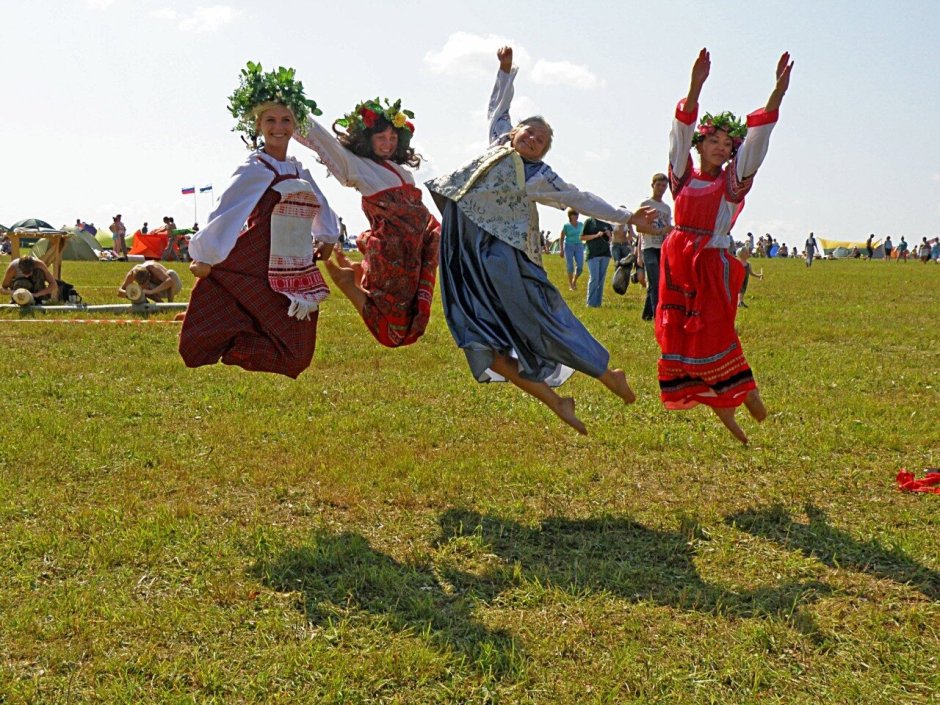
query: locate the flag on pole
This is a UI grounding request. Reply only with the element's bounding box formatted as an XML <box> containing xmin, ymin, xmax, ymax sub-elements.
<box><xmin>181</xmin><ymin>186</ymin><xmax>195</xmax><ymax>195</ymax></box>
<box><xmin>199</xmin><ymin>185</ymin><xmax>213</xmax><ymax>193</ymax></box>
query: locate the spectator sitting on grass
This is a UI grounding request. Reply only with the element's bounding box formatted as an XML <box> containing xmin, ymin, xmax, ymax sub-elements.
<box><xmin>1</xmin><ymin>256</ymin><xmax>57</xmax><ymax>304</ymax></box>
<box><xmin>117</xmin><ymin>261</ymin><xmax>182</xmax><ymax>303</ymax></box>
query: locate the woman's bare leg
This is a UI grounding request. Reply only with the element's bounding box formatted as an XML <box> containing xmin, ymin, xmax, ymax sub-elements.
<box><xmin>712</xmin><ymin>406</ymin><xmax>748</xmax><ymax>445</ymax></box>
<box><xmin>489</xmin><ymin>354</ymin><xmax>587</xmax><ymax>435</ymax></box>
<box><xmin>743</xmin><ymin>389</ymin><xmax>767</xmax><ymax>421</ymax></box>
<box><xmin>322</xmin><ymin>257</ymin><xmax>366</xmax><ymax>315</ymax></box>
<box><xmin>598</xmin><ymin>368</ymin><xmax>636</xmax><ymax>404</ymax></box>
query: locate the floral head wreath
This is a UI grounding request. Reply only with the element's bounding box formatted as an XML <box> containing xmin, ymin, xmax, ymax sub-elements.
<box><xmin>692</xmin><ymin>111</ymin><xmax>747</xmax><ymax>148</ymax></box>
<box><xmin>334</xmin><ymin>97</ymin><xmax>415</xmax><ymax>141</ymax></box>
<box><xmin>227</xmin><ymin>61</ymin><xmax>322</xmax><ymax>147</ymax></box>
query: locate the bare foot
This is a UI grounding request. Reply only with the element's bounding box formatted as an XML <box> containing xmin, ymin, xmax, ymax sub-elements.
<box><xmin>599</xmin><ymin>368</ymin><xmax>636</xmax><ymax>404</ymax></box>
<box><xmin>323</xmin><ymin>258</ymin><xmax>367</xmax><ymax>314</ymax></box>
<box><xmin>351</xmin><ymin>261</ymin><xmax>364</xmax><ymax>288</ymax></box>
<box><xmin>713</xmin><ymin>406</ymin><xmax>748</xmax><ymax>445</ymax></box>
<box><xmin>334</xmin><ymin>248</ymin><xmax>353</xmax><ymax>268</ymax></box>
<box><xmin>744</xmin><ymin>389</ymin><xmax>767</xmax><ymax>421</ymax></box>
<box><xmin>323</xmin><ymin>257</ymin><xmax>354</xmax><ymax>287</ymax></box>
<box><xmin>554</xmin><ymin>396</ymin><xmax>587</xmax><ymax>435</ymax></box>
<box><xmin>173</xmin><ymin>312</ymin><xmax>186</xmax><ymax>322</ymax></box>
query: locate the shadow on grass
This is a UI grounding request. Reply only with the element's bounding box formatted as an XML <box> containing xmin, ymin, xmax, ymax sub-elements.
<box><xmin>253</xmin><ymin>530</ymin><xmax>523</xmax><ymax>677</ymax></box>
<box><xmin>436</xmin><ymin>509</ymin><xmax>829</xmax><ymax>637</ymax></box>
<box><xmin>726</xmin><ymin>504</ymin><xmax>940</xmax><ymax>601</ymax></box>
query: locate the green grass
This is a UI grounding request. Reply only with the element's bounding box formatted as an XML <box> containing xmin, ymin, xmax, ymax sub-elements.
<box><xmin>1</xmin><ymin>256</ymin><xmax>938</xmax><ymax>704</ymax></box>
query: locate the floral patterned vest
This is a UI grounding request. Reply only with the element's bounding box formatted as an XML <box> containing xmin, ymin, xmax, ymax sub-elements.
<box><xmin>426</xmin><ymin>144</ymin><xmax>542</xmax><ymax>266</ymax></box>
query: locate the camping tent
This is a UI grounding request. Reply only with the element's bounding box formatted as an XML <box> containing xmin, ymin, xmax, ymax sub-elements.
<box><xmin>31</xmin><ymin>227</ymin><xmax>101</xmax><ymax>261</ymax></box>
<box><xmin>818</xmin><ymin>237</ymin><xmax>885</xmax><ymax>259</ymax></box>
<box><xmin>129</xmin><ymin>228</ymin><xmax>169</xmax><ymax>259</ymax></box>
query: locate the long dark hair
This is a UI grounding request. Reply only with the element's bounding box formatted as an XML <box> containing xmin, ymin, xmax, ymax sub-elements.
<box><xmin>334</xmin><ymin>117</ymin><xmax>422</xmax><ymax>169</ymax></box>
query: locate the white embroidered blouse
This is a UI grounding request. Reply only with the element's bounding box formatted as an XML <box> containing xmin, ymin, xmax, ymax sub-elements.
<box><xmin>188</xmin><ymin>151</ymin><xmax>339</xmax><ymax>265</ymax></box>
<box><xmin>294</xmin><ymin>119</ymin><xmax>413</xmax><ymax>196</ymax></box>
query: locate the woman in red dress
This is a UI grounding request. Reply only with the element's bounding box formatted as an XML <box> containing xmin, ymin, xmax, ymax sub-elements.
<box><xmin>294</xmin><ymin>98</ymin><xmax>439</xmax><ymax>348</ymax></box>
<box><xmin>656</xmin><ymin>48</ymin><xmax>793</xmax><ymax>443</ymax></box>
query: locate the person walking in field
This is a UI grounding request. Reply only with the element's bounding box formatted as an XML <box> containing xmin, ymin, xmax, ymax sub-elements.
<box><xmin>805</xmin><ymin>232</ymin><xmax>818</xmax><ymax>267</ymax></box>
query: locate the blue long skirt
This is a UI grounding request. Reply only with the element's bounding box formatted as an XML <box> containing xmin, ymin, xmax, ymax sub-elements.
<box><xmin>438</xmin><ymin>200</ymin><xmax>609</xmax><ymax>386</ymax></box>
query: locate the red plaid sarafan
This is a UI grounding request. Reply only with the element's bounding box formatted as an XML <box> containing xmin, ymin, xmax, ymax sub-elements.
<box><xmin>179</xmin><ymin>168</ymin><xmax>321</xmax><ymax>378</ymax></box>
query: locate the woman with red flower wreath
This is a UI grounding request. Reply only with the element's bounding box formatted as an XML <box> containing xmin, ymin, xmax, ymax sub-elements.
<box><xmin>656</xmin><ymin>48</ymin><xmax>793</xmax><ymax>443</ymax></box>
<box><xmin>294</xmin><ymin>98</ymin><xmax>440</xmax><ymax>348</ymax></box>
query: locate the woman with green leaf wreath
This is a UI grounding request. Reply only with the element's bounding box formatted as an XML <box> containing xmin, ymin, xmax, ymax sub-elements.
<box><xmin>179</xmin><ymin>63</ymin><xmax>340</xmax><ymax>378</ymax></box>
<box><xmin>293</xmin><ymin>97</ymin><xmax>440</xmax><ymax>347</ymax></box>
<box><xmin>655</xmin><ymin>48</ymin><xmax>793</xmax><ymax>443</ymax></box>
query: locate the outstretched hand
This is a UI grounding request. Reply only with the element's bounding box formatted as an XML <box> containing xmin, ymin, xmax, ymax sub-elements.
<box><xmin>629</xmin><ymin>206</ymin><xmax>660</xmax><ymax>229</ymax></box>
<box><xmin>765</xmin><ymin>51</ymin><xmax>794</xmax><ymax>112</ymax></box>
<box><xmin>497</xmin><ymin>46</ymin><xmax>513</xmax><ymax>73</ymax></box>
<box><xmin>774</xmin><ymin>51</ymin><xmax>794</xmax><ymax>95</ymax></box>
<box><xmin>690</xmin><ymin>48</ymin><xmax>710</xmax><ymax>90</ymax></box>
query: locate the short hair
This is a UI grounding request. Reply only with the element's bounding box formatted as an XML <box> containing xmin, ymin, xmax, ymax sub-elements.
<box><xmin>652</xmin><ymin>173</ymin><xmax>668</xmax><ymax>184</ymax></box>
<box><xmin>19</xmin><ymin>256</ymin><xmax>35</xmax><ymax>274</ymax></box>
<box><xmin>566</xmin><ymin>208</ymin><xmax>579</xmax><ymax>217</ymax></box>
<box><xmin>133</xmin><ymin>269</ymin><xmax>150</xmax><ymax>285</ymax></box>
<box><xmin>509</xmin><ymin>116</ymin><xmax>554</xmax><ymax>157</ymax></box>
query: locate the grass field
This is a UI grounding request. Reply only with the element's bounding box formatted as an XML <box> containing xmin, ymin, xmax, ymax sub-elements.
<box><xmin>1</xmin><ymin>255</ymin><xmax>938</xmax><ymax>704</ymax></box>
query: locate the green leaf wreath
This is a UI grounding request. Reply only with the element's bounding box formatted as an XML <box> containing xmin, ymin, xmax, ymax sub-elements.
<box><xmin>227</xmin><ymin>61</ymin><xmax>322</xmax><ymax>146</ymax></box>
<box><xmin>692</xmin><ymin>111</ymin><xmax>747</xmax><ymax>146</ymax></box>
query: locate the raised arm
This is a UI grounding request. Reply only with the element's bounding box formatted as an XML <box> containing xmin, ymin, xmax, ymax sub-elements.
<box><xmin>488</xmin><ymin>45</ymin><xmax>517</xmax><ymax>145</ymax></box>
<box><xmin>765</xmin><ymin>52</ymin><xmax>793</xmax><ymax>113</ymax></box>
<box><xmin>736</xmin><ymin>52</ymin><xmax>793</xmax><ymax>180</ymax></box>
<box><xmin>293</xmin><ymin>117</ymin><xmax>359</xmax><ymax>188</ymax></box>
<box><xmin>685</xmin><ymin>47</ymin><xmax>710</xmax><ymax>115</ymax></box>
<box><xmin>671</xmin><ymin>48</ymin><xmax>710</xmax><ymax>182</ymax></box>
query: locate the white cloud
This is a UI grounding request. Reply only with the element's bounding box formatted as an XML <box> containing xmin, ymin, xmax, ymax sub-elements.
<box><xmin>530</xmin><ymin>60</ymin><xmax>604</xmax><ymax>90</ymax></box>
<box><xmin>424</xmin><ymin>32</ymin><xmax>531</xmax><ymax>78</ymax></box>
<box><xmin>932</xmin><ymin>173</ymin><xmax>940</xmax><ymax>182</ymax></box>
<box><xmin>424</xmin><ymin>33</ymin><xmax>603</xmax><ymax>91</ymax></box>
<box><xmin>86</xmin><ymin>0</ymin><xmax>118</xmax><ymax>8</ymax></box>
<box><xmin>583</xmin><ymin>148</ymin><xmax>611</xmax><ymax>163</ymax></box>
<box><xmin>149</xmin><ymin>8</ymin><xmax>178</xmax><ymax>20</ymax></box>
<box><xmin>150</xmin><ymin>5</ymin><xmax>244</xmax><ymax>33</ymax></box>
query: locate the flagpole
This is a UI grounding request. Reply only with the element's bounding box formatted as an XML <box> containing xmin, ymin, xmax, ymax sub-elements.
<box><xmin>194</xmin><ymin>191</ymin><xmax>198</xmax><ymax>227</ymax></box>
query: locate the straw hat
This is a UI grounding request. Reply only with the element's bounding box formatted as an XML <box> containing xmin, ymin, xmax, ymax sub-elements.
<box><xmin>12</xmin><ymin>288</ymin><xmax>34</xmax><ymax>306</ymax></box>
<box><xmin>125</xmin><ymin>281</ymin><xmax>144</xmax><ymax>303</ymax></box>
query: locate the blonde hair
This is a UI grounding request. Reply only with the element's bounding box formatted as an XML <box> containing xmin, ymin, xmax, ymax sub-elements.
<box><xmin>252</xmin><ymin>102</ymin><xmax>298</xmax><ymax>130</ymax></box>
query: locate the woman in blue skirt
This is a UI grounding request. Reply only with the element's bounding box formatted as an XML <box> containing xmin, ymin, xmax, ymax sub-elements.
<box><xmin>426</xmin><ymin>46</ymin><xmax>655</xmax><ymax>435</ymax></box>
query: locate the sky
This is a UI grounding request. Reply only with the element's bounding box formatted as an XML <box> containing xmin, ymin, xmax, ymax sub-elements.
<box><xmin>4</xmin><ymin>0</ymin><xmax>940</xmax><ymax>249</ymax></box>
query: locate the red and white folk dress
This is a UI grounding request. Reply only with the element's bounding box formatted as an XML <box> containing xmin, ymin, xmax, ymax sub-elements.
<box><xmin>180</xmin><ymin>152</ymin><xmax>338</xmax><ymax>378</ymax></box>
<box><xmin>655</xmin><ymin>99</ymin><xmax>779</xmax><ymax>409</ymax></box>
<box><xmin>295</xmin><ymin>120</ymin><xmax>440</xmax><ymax>347</ymax></box>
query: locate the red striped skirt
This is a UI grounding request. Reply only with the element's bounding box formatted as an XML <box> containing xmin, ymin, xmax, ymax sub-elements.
<box><xmin>655</xmin><ymin>232</ymin><xmax>756</xmax><ymax>409</ymax></box>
